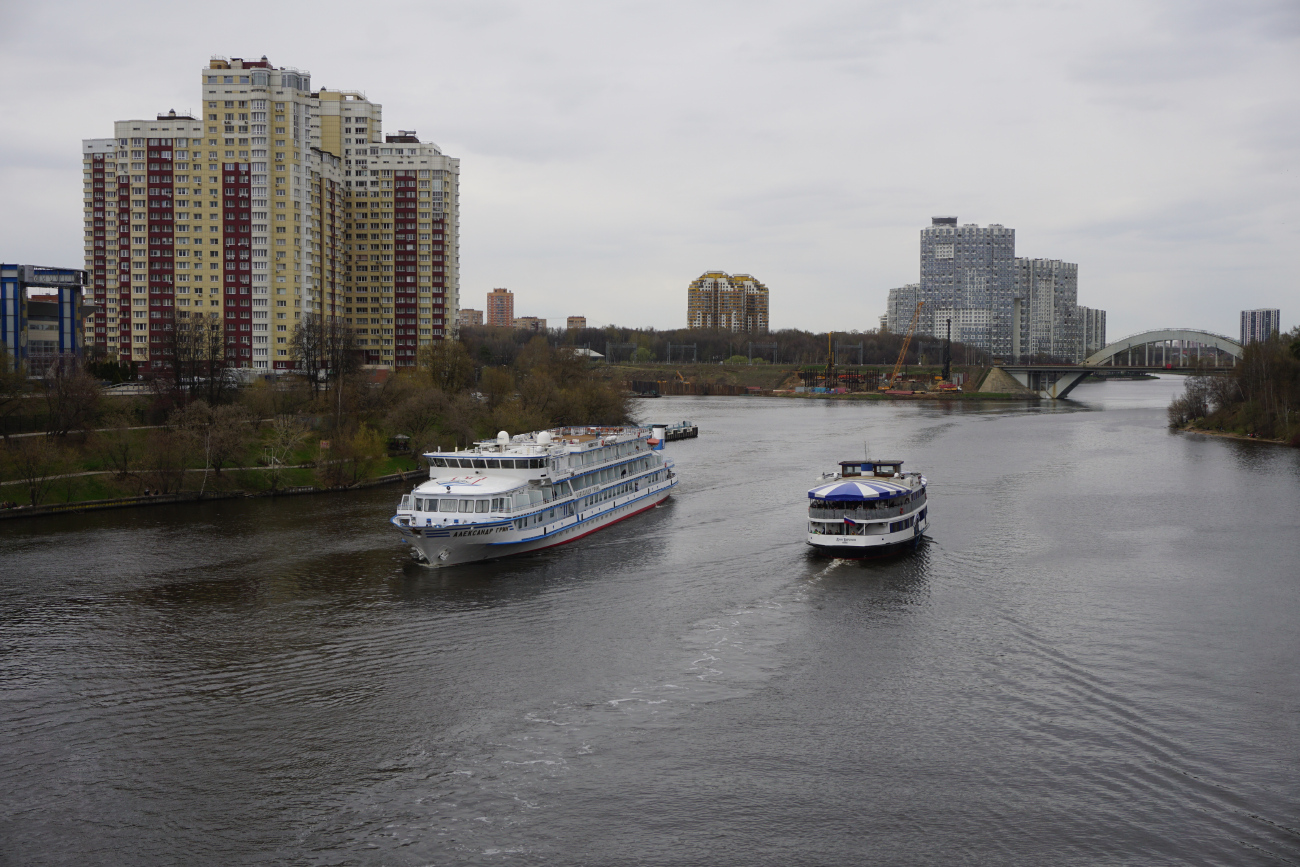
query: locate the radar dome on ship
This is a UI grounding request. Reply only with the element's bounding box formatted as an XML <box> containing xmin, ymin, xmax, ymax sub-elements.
<box><xmin>538</xmin><ymin>431</ymin><xmax>552</xmax><ymax>445</ymax></box>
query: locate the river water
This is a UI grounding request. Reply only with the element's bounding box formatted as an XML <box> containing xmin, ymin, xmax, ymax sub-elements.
<box><xmin>2</xmin><ymin>378</ymin><xmax>1298</xmax><ymax>865</ymax></box>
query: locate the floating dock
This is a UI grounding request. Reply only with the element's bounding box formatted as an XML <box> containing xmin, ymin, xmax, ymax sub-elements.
<box><xmin>653</xmin><ymin>421</ymin><xmax>698</xmax><ymax>441</ymax></box>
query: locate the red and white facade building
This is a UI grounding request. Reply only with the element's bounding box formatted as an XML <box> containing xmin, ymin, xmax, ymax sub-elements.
<box><xmin>82</xmin><ymin>56</ymin><xmax>459</xmax><ymax>375</ymax></box>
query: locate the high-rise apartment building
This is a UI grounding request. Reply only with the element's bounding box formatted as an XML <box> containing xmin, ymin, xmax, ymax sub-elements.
<box><xmin>513</xmin><ymin>316</ymin><xmax>546</xmax><ymax>332</ymax></box>
<box><xmin>919</xmin><ymin>217</ymin><xmax>1016</xmax><ymax>355</ymax></box>
<box><xmin>457</xmin><ymin>308</ymin><xmax>483</xmax><ymax>327</ymax></box>
<box><xmin>1240</xmin><ymin>309</ymin><xmax>1280</xmax><ymax>345</ymax></box>
<box><xmin>686</xmin><ymin>271</ymin><xmax>769</xmax><ymax>332</ymax></box>
<box><xmin>885</xmin><ymin>283</ymin><xmax>921</xmax><ymax>333</ymax></box>
<box><xmin>81</xmin><ymin>55</ymin><xmax>459</xmax><ymax>375</ymax></box>
<box><xmin>1080</xmin><ymin>306</ymin><xmax>1106</xmax><ymax>358</ymax></box>
<box><xmin>486</xmin><ymin>288</ymin><xmax>514</xmax><ymax>327</ymax></box>
<box><xmin>566</xmin><ymin>316</ymin><xmax>586</xmax><ymax>330</ymax></box>
<box><xmin>888</xmin><ymin>216</ymin><xmax>1105</xmax><ymax>362</ymax></box>
<box><xmin>1014</xmin><ymin>258</ymin><xmax>1079</xmax><ymax>361</ymax></box>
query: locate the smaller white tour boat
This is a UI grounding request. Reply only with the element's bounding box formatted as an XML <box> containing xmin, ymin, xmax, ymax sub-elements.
<box><xmin>807</xmin><ymin>459</ymin><xmax>928</xmax><ymax>558</ymax></box>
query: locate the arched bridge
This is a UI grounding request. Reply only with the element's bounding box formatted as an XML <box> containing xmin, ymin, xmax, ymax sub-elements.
<box><xmin>992</xmin><ymin>329</ymin><xmax>1243</xmax><ymax>399</ymax></box>
<box><xmin>1084</xmin><ymin>329</ymin><xmax>1243</xmax><ymax>368</ymax></box>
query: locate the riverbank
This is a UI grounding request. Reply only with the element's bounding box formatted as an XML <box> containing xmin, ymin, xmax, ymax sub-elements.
<box><xmin>1175</xmin><ymin>425</ymin><xmax>1295</xmax><ymax>447</ymax></box>
<box><xmin>775</xmin><ymin>390</ymin><xmax>1034</xmax><ymax>402</ymax></box>
<box><xmin>0</xmin><ymin>466</ymin><xmax>426</xmax><ymax>521</ymax></box>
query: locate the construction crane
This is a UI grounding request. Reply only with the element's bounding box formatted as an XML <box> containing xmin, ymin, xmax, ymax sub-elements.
<box><xmin>881</xmin><ymin>301</ymin><xmax>923</xmax><ymax>390</ymax></box>
<box><xmin>826</xmin><ymin>331</ymin><xmax>837</xmax><ymax>387</ymax></box>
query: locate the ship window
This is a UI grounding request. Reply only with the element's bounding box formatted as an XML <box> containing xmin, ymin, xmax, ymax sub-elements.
<box><xmin>485</xmin><ymin>459</ymin><xmax>499</xmax><ymax>468</ymax></box>
<box><xmin>529</xmin><ymin>490</ymin><xmax>543</xmax><ymax>506</ymax></box>
<box><xmin>431</xmin><ymin>458</ymin><xmax>447</xmax><ymax>467</ymax></box>
<box><xmin>439</xmin><ymin>499</ymin><xmax>457</xmax><ymax>512</ymax></box>
<box><xmin>513</xmin><ymin>492</ymin><xmax>530</xmax><ymax>509</ymax></box>
<box><xmin>475</xmin><ymin>500</ymin><xmax>489</xmax><ymax>513</ymax></box>
<box><xmin>473</xmin><ymin>459</ymin><xmax>487</xmax><ymax>469</ymax></box>
<box><xmin>457</xmin><ymin>458</ymin><xmax>473</xmax><ymax>469</ymax></box>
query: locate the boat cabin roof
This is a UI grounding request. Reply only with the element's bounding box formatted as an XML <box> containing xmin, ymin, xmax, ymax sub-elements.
<box><xmin>839</xmin><ymin>460</ymin><xmax>903</xmax><ymax>477</ymax></box>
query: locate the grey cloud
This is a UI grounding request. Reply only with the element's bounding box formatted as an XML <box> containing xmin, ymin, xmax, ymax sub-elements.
<box><xmin>0</xmin><ymin>0</ymin><xmax>1296</xmax><ymax>336</ymax></box>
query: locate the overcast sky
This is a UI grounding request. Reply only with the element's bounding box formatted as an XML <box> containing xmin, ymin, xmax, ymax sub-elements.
<box><xmin>2</xmin><ymin>0</ymin><xmax>1296</xmax><ymax>337</ymax></box>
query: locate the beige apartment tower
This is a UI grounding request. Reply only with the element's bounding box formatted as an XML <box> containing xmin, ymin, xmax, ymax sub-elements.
<box><xmin>687</xmin><ymin>271</ymin><xmax>768</xmax><ymax>332</ymax></box>
<box><xmin>81</xmin><ymin>55</ymin><xmax>459</xmax><ymax>374</ymax></box>
<box><xmin>486</xmin><ymin>288</ymin><xmax>514</xmax><ymax>327</ymax></box>
<box><xmin>566</xmin><ymin>316</ymin><xmax>586</xmax><ymax>330</ymax></box>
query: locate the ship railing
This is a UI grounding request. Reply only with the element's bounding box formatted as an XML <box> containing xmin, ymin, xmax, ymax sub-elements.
<box><xmin>808</xmin><ymin>506</ymin><xmax>900</xmax><ymax>520</ymax></box>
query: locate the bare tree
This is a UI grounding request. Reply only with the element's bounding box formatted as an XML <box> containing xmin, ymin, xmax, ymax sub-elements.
<box><xmin>4</xmin><ymin>437</ymin><xmax>67</xmax><ymax>506</ymax></box>
<box><xmin>42</xmin><ymin>356</ymin><xmax>101</xmax><ymax>438</ymax></box>
<box><xmin>93</xmin><ymin>412</ymin><xmax>143</xmax><ymax>480</ymax></box>
<box><xmin>324</xmin><ymin>315</ymin><xmax>358</xmax><ymax>430</ymax></box>
<box><xmin>263</xmin><ymin>415</ymin><xmax>308</xmax><ymax>492</ymax></box>
<box><xmin>418</xmin><ymin>339</ymin><xmax>475</xmax><ymax>393</ymax></box>
<box><xmin>165</xmin><ymin>310</ymin><xmax>204</xmax><ymax>398</ymax></box>
<box><xmin>0</xmin><ymin>343</ymin><xmax>29</xmax><ymax>441</ymax></box>
<box><xmin>386</xmin><ymin>389</ymin><xmax>450</xmax><ymax>457</ymax></box>
<box><xmin>291</xmin><ymin>312</ymin><xmax>327</xmax><ymax>396</ymax></box>
<box><xmin>140</xmin><ymin>428</ymin><xmax>190</xmax><ymax>494</ymax></box>
<box><xmin>173</xmin><ymin>400</ymin><xmax>255</xmax><ymax>493</ymax></box>
<box><xmin>480</xmin><ymin>366</ymin><xmax>514</xmax><ymax>410</ymax></box>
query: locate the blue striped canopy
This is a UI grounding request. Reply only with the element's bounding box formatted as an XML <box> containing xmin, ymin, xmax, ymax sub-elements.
<box><xmin>808</xmin><ymin>480</ymin><xmax>912</xmax><ymax>501</ymax></box>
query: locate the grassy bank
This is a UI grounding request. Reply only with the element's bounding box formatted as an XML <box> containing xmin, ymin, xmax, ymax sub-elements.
<box><xmin>1</xmin><ymin>339</ymin><xmax>633</xmax><ymax>511</ymax></box>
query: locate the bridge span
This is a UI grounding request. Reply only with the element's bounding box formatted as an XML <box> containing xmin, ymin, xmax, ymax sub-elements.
<box><xmin>1083</xmin><ymin>329</ymin><xmax>1242</xmax><ymax>368</ymax></box>
<box><xmin>992</xmin><ymin>329</ymin><xmax>1243</xmax><ymax>399</ymax></box>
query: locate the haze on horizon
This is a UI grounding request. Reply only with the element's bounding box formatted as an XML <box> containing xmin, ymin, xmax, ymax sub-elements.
<box><xmin>2</xmin><ymin>0</ymin><xmax>1296</xmax><ymax>339</ymax></box>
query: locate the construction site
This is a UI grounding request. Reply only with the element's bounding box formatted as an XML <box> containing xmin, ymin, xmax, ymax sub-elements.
<box><xmin>609</xmin><ymin>301</ymin><xmax>1020</xmax><ymax>400</ymax></box>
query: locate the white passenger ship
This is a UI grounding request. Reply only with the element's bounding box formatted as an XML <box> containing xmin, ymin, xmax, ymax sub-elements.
<box><xmin>392</xmin><ymin>425</ymin><xmax>677</xmax><ymax>567</ymax></box>
<box><xmin>807</xmin><ymin>459</ymin><xmax>928</xmax><ymax>558</ymax></box>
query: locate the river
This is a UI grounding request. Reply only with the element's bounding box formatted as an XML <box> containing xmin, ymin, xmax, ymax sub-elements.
<box><xmin>2</xmin><ymin>377</ymin><xmax>1298</xmax><ymax>865</ymax></box>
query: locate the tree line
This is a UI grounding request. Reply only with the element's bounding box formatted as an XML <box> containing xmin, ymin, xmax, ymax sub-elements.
<box><xmin>0</xmin><ymin>329</ymin><xmax>631</xmax><ymax>507</ymax></box>
<box><xmin>1168</xmin><ymin>327</ymin><xmax>1300</xmax><ymax>444</ymax></box>
<box><xmin>460</xmin><ymin>325</ymin><xmax>988</xmax><ymax>368</ymax></box>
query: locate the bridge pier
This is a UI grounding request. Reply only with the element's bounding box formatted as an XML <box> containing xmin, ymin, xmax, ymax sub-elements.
<box><xmin>1000</xmin><ymin>367</ymin><xmax>1093</xmax><ymax>399</ymax></box>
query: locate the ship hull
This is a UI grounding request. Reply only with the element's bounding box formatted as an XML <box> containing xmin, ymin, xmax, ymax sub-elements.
<box><xmin>807</xmin><ymin>529</ymin><xmax>925</xmax><ymax>559</ymax></box>
<box><xmin>399</xmin><ymin>480</ymin><xmax>674</xmax><ymax>568</ymax></box>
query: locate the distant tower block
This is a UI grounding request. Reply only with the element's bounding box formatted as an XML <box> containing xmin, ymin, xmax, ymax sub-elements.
<box><xmin>686</xmin><ymin>271</ymin><xmax>768</xmax><ymax>332</ymax></box>
<box><xmin>1240</xmin><ymin>308</ymin><xmax>1280</xmax><ymax>344</ymax></box>
<box><xmin>567</xmin><ymin>316</ymin><xmax>586</xmax><ymax>330</ymax></box>
<box><xmin>486</xmin><ymin>288</ymin><xmax>514</xmax><ymax>327</ymax></box>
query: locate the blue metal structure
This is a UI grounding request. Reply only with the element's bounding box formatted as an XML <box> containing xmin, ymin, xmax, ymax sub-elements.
<box><xmin>0</xmin><ymin>264</ymin><xmax>88</xmax><ymax>374</ymax></box>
